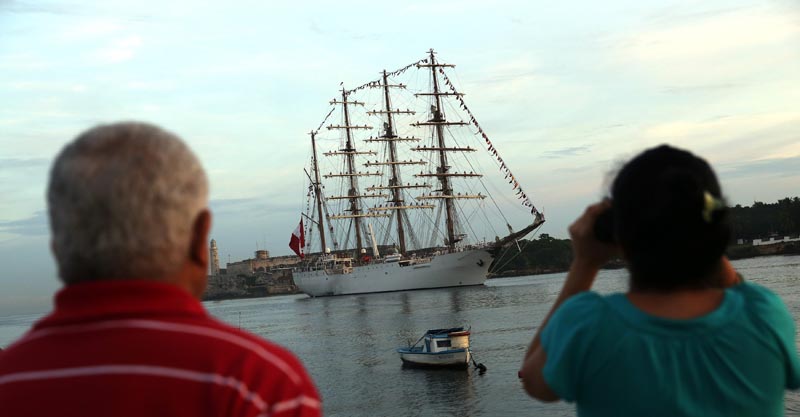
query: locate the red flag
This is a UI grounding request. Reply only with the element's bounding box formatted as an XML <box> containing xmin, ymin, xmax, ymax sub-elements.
<box><xmin>289</xmin><ymin>219</ymin><xmax>305</xmax><ymax>258</ymax></box>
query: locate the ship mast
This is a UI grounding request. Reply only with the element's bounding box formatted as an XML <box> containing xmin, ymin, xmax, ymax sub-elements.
<box><xmin>415</xmin><ymin>49</ymin><xmax>472</xmax><ymax>249</ymax></box>
<box><xmin>381</xmin><ymin>71</ymin><xmax>407</xmax><ymax>253</ymax></box>
<box><xmin>325</xmin><ymin>88</ymin><xmax>384</xmax><ymax>255</ymax></box>
<box><xmin>365</xmin><ymin>71</ymin><xmax>438</xmax><ymax>254</ymax></box>
<box><xmin>362</xmin><ymin>71</ymin><xmax>420</xmax><ymax>254</ymax></box>
<box><xmin>340</xmin><ymin>88</ymin><xmax>364</xmax><ymax>253</ymax></box>
<box><xmin>309</xmin><ymin>130</ymin><xmax>326</xmax><ymax>253</ymax></box>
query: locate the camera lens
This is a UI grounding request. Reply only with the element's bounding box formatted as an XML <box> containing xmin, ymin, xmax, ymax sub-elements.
<box><xmin>593</xmin><ymin>208</ymin><xmax>615</xmax><ymax>243</ymax></box>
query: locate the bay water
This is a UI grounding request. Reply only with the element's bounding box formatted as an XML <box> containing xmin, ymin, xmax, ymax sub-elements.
<box><xmin>2</xmin><ymin>255</ymin><xmax>799</xmax><ymax>416</ymax></box>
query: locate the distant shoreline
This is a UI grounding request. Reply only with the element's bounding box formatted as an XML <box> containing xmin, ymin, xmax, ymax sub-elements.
<box><xmin>727</xmin><ymin>241</ymin><xmax>800</xmax><ymax>261</ymax></box>
<box><xmin>198</xmin><ymin>243</ymin><xmax>799</xmax><ymax>301</ymax></box>
<box><xmin>487</xmin><ymin>262</ymin><xmax>624</xmax><ymax>279</ymax></box>
<box><xmin>490</xmin><ymin>241</ymin><xmax>800</xmax><ymax>279</ymax></box>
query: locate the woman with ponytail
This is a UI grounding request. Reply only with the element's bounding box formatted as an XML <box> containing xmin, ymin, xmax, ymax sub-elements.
<box><xmin>520</xmin><ymin>145</ymin><xmax>800</xmax><ymax>416</ymax></box>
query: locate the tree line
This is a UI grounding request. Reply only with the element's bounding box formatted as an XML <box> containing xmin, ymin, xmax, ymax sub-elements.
<box><xmin>729</xmin><ymin>197</ymin><xmax>800</xmax><ymax>240</ymax></box>
<box><xmin>490</xmin><ymin>197</ymin><xmax>800</xmax><ymax>277</ymax></box>
<box><xmin>490</xmin><ymin>233</ymin><xmax>574</xmax><ymax>277</ymax></box>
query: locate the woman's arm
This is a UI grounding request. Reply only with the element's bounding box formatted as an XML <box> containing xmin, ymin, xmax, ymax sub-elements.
<box><xmin>520</xmin><ymin>201</ymin><xmax>619</xmax><ymax>401</ymax></box>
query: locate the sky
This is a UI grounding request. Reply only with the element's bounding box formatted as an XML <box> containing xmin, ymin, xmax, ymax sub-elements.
<box><xmin>0</xmin><ymin>0</ymin><xmax>798</xmax><ymax>315</ymax></box>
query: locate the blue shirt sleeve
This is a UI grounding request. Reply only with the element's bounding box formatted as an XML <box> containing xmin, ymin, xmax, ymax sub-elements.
<box><xmin>540</xmin><ymin>291</ymin><xmax>603</xmax><ymax>402</ymax></box>
<box><xmin>738</xmin><ymin>282</ymin><xmax>800</xmax><ymax>389</ymax></box>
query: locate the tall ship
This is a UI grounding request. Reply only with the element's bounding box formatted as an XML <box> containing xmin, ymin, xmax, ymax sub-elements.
<box><xmin>291</xmin><ymin>50</ymin><xmax>545</xmax><ymax>297</ymax></box>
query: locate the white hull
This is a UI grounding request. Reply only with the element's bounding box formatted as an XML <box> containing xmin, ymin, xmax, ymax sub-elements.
<box><xmin>399</xmin><ymin>349</ymin><xmax>471</xmax><ymax>367</ymax></box>
<box><xmin>294</xmin><ymin>249</ymin><xmax>491</xmax><ymax>297</ymax></box>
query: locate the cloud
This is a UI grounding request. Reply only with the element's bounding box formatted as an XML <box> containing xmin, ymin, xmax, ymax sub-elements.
<box><xmin>210</xmin><ymin>196</ymin><xmax>296</xmax><ymax>216</ymax></box>
<box><xmin>61</xmin><ymin>19</ymin><xmax>122</xmax><ymax>40</ymax></box>
<box><xmin>617</xmin><ymin>5</ymin><xmax>800</xmax><ymax>84</ymax></box>
<box><xmin>0</xmin><ymin>211</ymin><xmax>49</xmax><ymax>236</ymax></box>
<box><xmin>643</xmin><ymin>5</ymin><xmax>751</xmax><ymax>27</ymax></box>
<box><xmin>0</xmin><ymin>52</ymin><xmax>50</xmax><ymax>71</ymax></box>
<box><xmin>0</xmin><ymin>1</ymin><xmax>151</xmax><ymax>21</ymax></box>
<box><xmin>662</xmin><ymin>83</ymin><xmax>743</xmax><ymax>95</ymax></box>
<box><xmin>0</xmin><ymin>0</ymin><xmax>85</xmax><ymax>16</ymax></box>
<box><xmin>309</xmin><ymin>20</ymin><xmax>325</xmax><ymax>35</ymax></box>
<box><xmin>94</xmin><ymin>35</ymin><xmax>143</xmax><ymax>63</ymax></box>
<box><xmin>458</xmin><ymin>53</ymin><xmax>591</xmax><ymax>130</ymax></box>
<box><xmin>627</xmin><ymin>7</ymin><xmax>798</xmax><ymax>62</ymax></box>
<box><xmin>467</xmin><ymin>55</ymin><xmax>542</xmax><ymax>85</ymax></box>
<box><xmin>3</xmin><ymin>81</ymin><xmax>88</xmax><ymax>94</ymax></box>
<box><xmin>210</xmin><ymin>197</ymin><xmax>258</xmax><ymax>212</ymax></box>
<box><xmin>181</xmin><ymin>51</ymin><xmax>290</xmax><ymax>77</ymax></box>
<box><xmin>542</xmin><ymin>145</ymin><xmax>592</xmax><ymax>159</ymax></box>
<box><xmin>401</xmin><ymin>0</ymin><xmax>487</xmax><ymax>15</ymax></box>
<box><xmin>471</xmin><ymin>69</ymin><xmax>542</xmax><ymax>85</ymax></box>
<box><xmin>305</xmin><ymin>22</ymin><xmax>382</xmax><ymax>41</ymax></box>
<box><xmin>643</xmin><ymin>112</ymin><xmax>800</xmax><ymax>162</ymax></box>
<box><xmin>0</xmin><ymin>157</ymin><xmax>49</xmax><ymax>170</ymax></box>
<box><xmin>123</xmin><ymin>80</ymin><xmax>174</xmax><ymax>92</ymax></box>
<box><xmin>718</xmin><ymin>156</ymin><xmax>800</xmax><ymax>179</ymax></box>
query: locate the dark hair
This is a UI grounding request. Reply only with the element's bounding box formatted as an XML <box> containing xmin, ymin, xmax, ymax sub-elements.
<box><xmin>610</xmin><ymin>145</ymin><xmax>730</xmax><ymax>291</ymax></box>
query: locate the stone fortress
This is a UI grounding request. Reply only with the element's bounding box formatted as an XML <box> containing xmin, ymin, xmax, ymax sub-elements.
<box><xmin>204</xmin><ymin>239</ymin><xmax>303</xmax><ymax>300</ymax></box>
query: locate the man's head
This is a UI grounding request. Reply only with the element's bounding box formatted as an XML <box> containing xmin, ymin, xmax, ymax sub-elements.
<box><xmin>47</xmin><ymin>122</ymin><xmax>211</xmax><ymax>296</ymax></box>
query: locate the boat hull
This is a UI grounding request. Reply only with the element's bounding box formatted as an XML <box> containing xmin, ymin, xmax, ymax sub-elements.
<box><xmin>293</xmin><ymin>249</ymin><xmax>491</xmax><ymax>297</ymax></box>
<box><xmin>398</xmin><ymin>349</ymin><xmax>471</xmax><ymax>368</ymax></box>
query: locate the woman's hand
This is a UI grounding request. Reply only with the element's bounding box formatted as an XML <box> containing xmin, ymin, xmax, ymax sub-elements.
<box><xmin>520</xmin><ymin>200</ymin><xmax>620</xmax><ymax>402</ymax></box>
<box><xmin>568</xmin><ymin>201</ymin><xmax>620</xmax><ymax>272</ymax></box>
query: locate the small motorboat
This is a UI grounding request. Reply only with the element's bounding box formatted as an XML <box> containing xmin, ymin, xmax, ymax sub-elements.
<box><xmin>397</xmin><ymin>327</ymin><xmax>473</xmax><ymax>368</ymax></box>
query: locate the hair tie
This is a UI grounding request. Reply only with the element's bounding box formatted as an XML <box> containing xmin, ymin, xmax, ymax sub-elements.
<box><xmin>702</xmin><ymin>191</ymin><xmax>725</xmax><ymax>223</ymax></box>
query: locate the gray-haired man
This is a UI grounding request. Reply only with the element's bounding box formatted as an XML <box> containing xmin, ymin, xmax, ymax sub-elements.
<box><xmin>0</xmin><ymin>122</ymin><xmax>322</xmax><ymax>417</ymax></box>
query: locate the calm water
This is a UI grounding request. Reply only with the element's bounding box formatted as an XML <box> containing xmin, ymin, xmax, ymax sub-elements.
<box><xmin>2</xmin><ymin>255</ymin><xmax>799</xmax><ymax>416</ymax></box>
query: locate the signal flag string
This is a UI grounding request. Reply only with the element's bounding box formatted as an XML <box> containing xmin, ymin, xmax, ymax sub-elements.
<box><xmin>438</xmin><ymin>68</ymin><xmax>542</xmax><ymax>218</ymax></box>
<box><xmin>344</xmin><ymin>59</ymin><xmax>428</xmax><ymax>96</ymax></box>
<box><xmin>314</xmin><ymin>57</ymin><xmax>542</xmax><ymax>218</ymax></box>
<box><xmin>314</xmin><ymin>106</ymin><xmax>337</xmax><ymax>135</ymax></box>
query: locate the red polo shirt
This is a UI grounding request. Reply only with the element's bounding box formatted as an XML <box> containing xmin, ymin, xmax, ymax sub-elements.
<box><xmin>0</xmin><ymin>280</ymin><xmax>321</xmax><ymax>417</ymax></box>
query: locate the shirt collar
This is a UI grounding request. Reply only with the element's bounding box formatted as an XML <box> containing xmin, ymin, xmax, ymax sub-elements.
<box><xmin>35</xmin><ymin>279</ymin><xmax>207</xmax><ymax>329</ymax></box>
<box><xmin>606</xmin><ymin>288</ymin><xmax>743</xmax><ymax>335</ymax></box>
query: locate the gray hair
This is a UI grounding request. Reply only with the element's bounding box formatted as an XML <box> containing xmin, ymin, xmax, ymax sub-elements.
<box><xmin>47</xmin><ymin>122</ymin><xmax>209</xmax><ymax>284</ymax></box>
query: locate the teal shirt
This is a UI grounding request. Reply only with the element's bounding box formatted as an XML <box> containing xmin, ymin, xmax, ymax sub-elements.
<box><xmin>540</xmin><ymin>282</ymin><xmax>800</xmax><ymax>417</ymax></box>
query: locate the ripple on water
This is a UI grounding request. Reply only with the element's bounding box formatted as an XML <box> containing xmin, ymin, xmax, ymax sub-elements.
<box><xmin>1</xmin><ymin>255</ymin><xmax>798</xmax><ymax>416</ymax></box>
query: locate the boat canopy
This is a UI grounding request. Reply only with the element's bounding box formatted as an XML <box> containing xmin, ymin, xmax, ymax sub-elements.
<box><xmin>425</xmin><ymin>327</ymin><xmax>466</xmax><ymax>336</ymax></box>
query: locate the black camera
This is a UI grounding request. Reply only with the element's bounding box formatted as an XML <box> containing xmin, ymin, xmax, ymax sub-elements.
<box><xmin>593</xmin><ymin>207</ymin><xmax>615</xmax><ymax>243</ymax></box>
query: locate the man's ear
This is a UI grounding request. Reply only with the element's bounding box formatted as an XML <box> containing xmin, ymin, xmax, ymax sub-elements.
<box><xmin>190</xmin><ymin>209</ymin><xmax>212</xmax><ymax>267</ymax></box>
